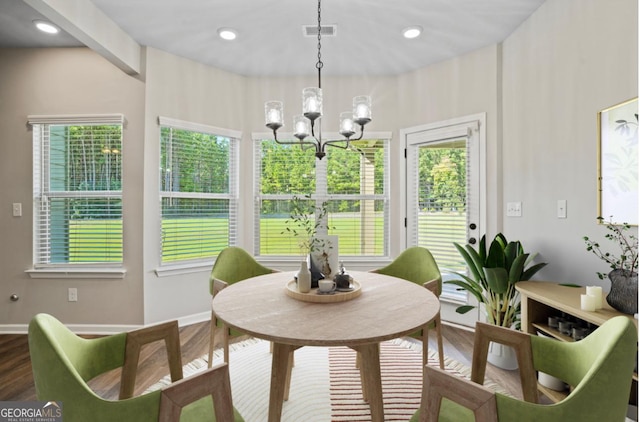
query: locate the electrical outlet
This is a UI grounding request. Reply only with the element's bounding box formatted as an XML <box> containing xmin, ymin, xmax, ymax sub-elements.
<box><xmin>12</xmin><ymin>203</ymin><xmax>22</xmax><ymax>217</ymax></box>
<box><xmin>506</xmin><ymin>202</ymin><xmax>522</xmax><ymax>217</ymax></box>
<box><xmin>68</xmin><ymin>288</ymin><xmax>78</xmax><ymax>302</ymax></box>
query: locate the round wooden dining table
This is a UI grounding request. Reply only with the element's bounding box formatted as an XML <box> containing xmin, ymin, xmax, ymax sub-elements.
<box><xmin>212</xmin><ymin>270</ymin><xmax>440</xmax><ymax>422</ymax></box>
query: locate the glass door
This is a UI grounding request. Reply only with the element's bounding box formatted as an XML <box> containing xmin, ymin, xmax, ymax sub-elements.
<box><xmin>405</xmin><ymin>115</ymin><xmax>485</xmax><ymax>306</ymax></box>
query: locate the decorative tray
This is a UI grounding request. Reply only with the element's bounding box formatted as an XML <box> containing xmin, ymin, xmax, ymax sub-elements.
<box><xmin>285</xmin><ymin>279</ymin><xmax>362</xmax><ymax>303</ymax></box>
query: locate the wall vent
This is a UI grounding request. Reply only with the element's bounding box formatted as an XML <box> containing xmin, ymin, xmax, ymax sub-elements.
<box><xmin>302</xmin><ymin>24</ymin><xmax>337</xmax><ymax>37</ymax></box>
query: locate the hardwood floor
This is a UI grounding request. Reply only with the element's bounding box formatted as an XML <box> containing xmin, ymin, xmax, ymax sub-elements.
<box><xmin>0</xmin><ymin>320</ymin><xmax>525</xmax><ymax>403</ymax></box>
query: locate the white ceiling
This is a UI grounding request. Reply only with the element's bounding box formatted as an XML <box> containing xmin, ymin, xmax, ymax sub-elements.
<box><xmin>0</xmin><ymin>0</ymin><xmax>546</xmax><ymax>77</ymax></box>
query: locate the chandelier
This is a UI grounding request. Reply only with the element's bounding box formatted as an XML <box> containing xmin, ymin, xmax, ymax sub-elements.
<box><xmin>264</xmin><ymin>0</ymin><xmax>372</xmax><ymax>160</ymax></box>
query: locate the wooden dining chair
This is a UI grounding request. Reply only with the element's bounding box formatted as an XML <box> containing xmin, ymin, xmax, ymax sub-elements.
<box><xmin>411</xmin><ymin>316</ymin><xmax>637</xmax><ymax>421</ymax></box>
<box><xmin>354</xmin><ymin>247</ymin><xmax>444</xmax><ymax>401</ymax></box>
<box><xmin>371</xmin><ymin>246</ymin><xmax>445</xmax><ymax>369</ymax></box>
<box><xmin>208</xmin><ymin>246</ymin><xmax>277</xmax><ymax>367</ymax></box>
<box><xmin>29</xmin><ymin>313</ymin><xmax>244</xmax><ymax>422</ymax></box>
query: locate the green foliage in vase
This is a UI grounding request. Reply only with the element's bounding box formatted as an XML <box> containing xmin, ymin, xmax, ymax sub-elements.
<box><xmin>583</xmin><ymin>216</ymin><xmax>638</xmax><ymax>279</ymax></box>
<box><xmin>446</xmin><ymin>233</ymin><xmax>547</xmax><ymax>328</ymax></box>
<box><xmin>281</xmin><ymin>194</ymin><xmax>332</xmax><ymax>256</ymax></box>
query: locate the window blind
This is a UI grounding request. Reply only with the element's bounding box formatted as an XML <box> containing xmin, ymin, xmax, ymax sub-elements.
<box><xmin>159</xmin><ymin>122</ymin><xmax>238</xmax><ymax>263</ymax></box>
<box><xmin>30</xmin><ymin>116</ymin><xmax>124</xmax><ymax>266</ymax></box>
<box><xmin>411</xmin><ymin>139</ymin><xmax>469</xmax><ymax>301</ymax></box>
<box><xmin>254</xmin><ymin>138</ymin><xmax>389</xmax><ymax>257</ymax></box>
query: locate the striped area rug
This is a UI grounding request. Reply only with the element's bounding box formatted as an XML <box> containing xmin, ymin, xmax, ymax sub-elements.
<box><xmin>328</xmin><ymin>340</ymin><xmax>425</xmax><ymax>421</ymax></box>
<box><xmin>147</xmin><ymin>337</ymin><xmax>503</xmax><ymax>422</ymax></box>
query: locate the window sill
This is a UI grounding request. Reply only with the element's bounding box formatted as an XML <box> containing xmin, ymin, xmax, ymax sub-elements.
<box><xmin>26</xmin><ymin>268</ymin><xmax>126</xmax><ymax>279</ymax></box>
<box><xmin>155</xmin><ymin>261</ymin><xmax>213</xmax><ymax>277</ymax></box>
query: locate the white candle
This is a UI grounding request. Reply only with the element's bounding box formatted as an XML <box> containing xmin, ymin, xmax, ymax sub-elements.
<box><xmin>295</xmin><ymin>121</ymin><xmax>307</xmax><ymax>136</ymax></box>
<box><xmin>580</xmin><ymin>294</ymin><xmax>596</xmax><ymax>312</ymax></box>
<box><xmin>586</xmin><ymin>286</ymin><xmax>603</xmax><ymax>309</ymax></box>
<box><xmin>341</xmin><ymin>118</ymin><xmax>354</xmax><ymax>133</ymax></box>
<box><xmin>306</xmin><ymin>97</ymin><xmax>318</xmax><ymax>113</ymax></box>
<box><xmin>356</xmin><ymin>103</ymin><xmax>368</xmax><ymax>118</ymax></box>
<box><xmin>267</xmin><ymin>108</ymin><xmax>281</xmax><ymax>124</ymax></box>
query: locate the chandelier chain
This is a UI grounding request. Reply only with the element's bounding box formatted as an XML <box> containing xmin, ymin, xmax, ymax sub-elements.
<box><xmin>316</xmin><ymin>0</ymin><xmax>323</xmax><ymax>87</ymax></box>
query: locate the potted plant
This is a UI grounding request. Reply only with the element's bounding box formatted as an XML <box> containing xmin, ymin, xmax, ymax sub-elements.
<box><xmin>583</xmin><ymin>217</ymin><xmax>638</xmax><ymax>314</ymax></box>
<box><xmin>447</xmin><ymin>233</ymin><xmax>548</xmax><ymax>328</ymax></box>
<box><xmin>446</xmin><ymin>233</ymin><xmax>547</xmax><ymax>369</ymax></box>
<box><xmin>282</xmin><ymin>195</ymin><xmax>335</xmax><ymax>286</ymax></box>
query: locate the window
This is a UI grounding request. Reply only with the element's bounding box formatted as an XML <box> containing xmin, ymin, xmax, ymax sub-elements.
<box><xmin>29</xmin><ymin>114</ymin><xmax>124</xmax><ymax>268</ymax></box>
<box><xmin>159</xmin><ymin>117</ymin><xmax>238</xmax><ymax>264</ymax></box>
<box><xmin>254</xmin><ymin>136</ymin><xmax>389</xmax><ymax>257</ymax></box>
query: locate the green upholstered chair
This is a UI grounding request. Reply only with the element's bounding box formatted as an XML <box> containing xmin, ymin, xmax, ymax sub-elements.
<box><xmin>372</xmin><ymin>246</ymin><xmax>444</xmax><ymax>369</ymax></box>
<box><xmin>412</xmin><ymin>316</ymin><xmax>637</xmax><ymax>422</ymax></box>
<box><xmin>28</xmin><ymin>313</ymin><xmax>244</xmax><ymax>422</ymax></box>
<box><xmin>208</xmin><ymin>246</ymin><xmax>277</xmax><ymax>366</ymax></box>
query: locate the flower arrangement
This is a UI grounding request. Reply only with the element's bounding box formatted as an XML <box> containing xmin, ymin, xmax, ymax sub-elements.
<box><xmin>583</xmin><ymin>216</ymin><xmax>638</xmax><ymax>279</ymax></box>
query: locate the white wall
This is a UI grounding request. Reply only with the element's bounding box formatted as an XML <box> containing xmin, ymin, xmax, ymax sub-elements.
<box><xmin>501</xmin><ymin>0</ymin><xmax>638</xmax><ymax>287</ymax></box>
<box><xmin>397</xmin><ymin>44</ymin><xmax>502</xmax><ymax>237</ymax></box>
<box><xmin>0</xmin><ymin>0</ymin><xmax>636</xmax><ymax>331</ymax></box>
<box><xmin>0</xmin><ymin>48</ymin><xmax>146</xmax><ymax>328</ymax></box>
<box><xmin>141</xmin><ymin>48</ymin><xmax>247</xmax><ymax>324</ymax></box>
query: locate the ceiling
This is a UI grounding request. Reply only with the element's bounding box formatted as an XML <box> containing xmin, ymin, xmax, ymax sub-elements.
<box><xmin>0</xmin><ymin>0</ymin><xmax>546</xmax><ymax>77</ymax></box>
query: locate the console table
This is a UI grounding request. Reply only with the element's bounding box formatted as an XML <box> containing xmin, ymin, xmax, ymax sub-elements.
<box><xmin>516</xmin><ymin>281</ymin><xmax>638</xmax><ymax>403</ymax></box>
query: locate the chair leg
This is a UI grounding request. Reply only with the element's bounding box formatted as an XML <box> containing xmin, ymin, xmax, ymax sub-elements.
<box><xmin>208</xmin><ymin>315</ymin><xmax>230</xmax><ymax>367</ymax></box>
<box><xmin>208</xmin><ymin>312</ymin><xmax>216</xmax><ymax>369</ymax></box>
<box><xmin>435</xmin><ymin>315</ymin><xmax>445</xmax><ymax>370</ymax></box>
<box><xmin>223</xmin><ymin>325</ymin><xmax>230</xmax><ymax>363</ymax></box>
<box><xmin>423</xmin><ymin>317</ymin><xmax>445</xmax><ymax>370</ymax></box>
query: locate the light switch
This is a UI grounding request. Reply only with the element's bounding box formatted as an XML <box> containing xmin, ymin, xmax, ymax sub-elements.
<box><xmin>557</xmin><ymin>200</ymin><xmax>567</xmax><ymax>218</ymax></box>
<box><xmin>506</xmin><ymin>202</ymin><xmax>522</xmax><ymax>217</ymax></box>
<box><xmin>12</xmin><ymin>203</ymin><xmax>22</xmax><ymax>217</ymax></box>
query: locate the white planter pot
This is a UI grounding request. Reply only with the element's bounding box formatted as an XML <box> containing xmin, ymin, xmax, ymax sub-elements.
<box><xmin>487</xmin><ymin>341</ymin><xmax>518</xmax><ymax>370</ymax></box>
<box><xmin>538</xmin><ymin>371</ymin><xmax>566</xmax><ymax>391</ymax></box>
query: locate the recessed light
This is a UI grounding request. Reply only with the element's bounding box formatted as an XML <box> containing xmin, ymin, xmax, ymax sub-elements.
<box><xmin>218</xmin><ymin>28</ymin><xmax>238</xmax><ymax>41</ymax></box>
<box><xmin>34</xmin><ymin>20</ymin><xmax>59</xmax><ymax>35</ymax></box>
<box><xmin>402</xmin><ymin>26</ymin><xmax>422</xmax><ymax>39</ymax></box>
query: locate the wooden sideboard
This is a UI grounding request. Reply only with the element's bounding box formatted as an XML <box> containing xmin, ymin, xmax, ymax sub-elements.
<box><xmin>516</xmin><ymin>281</ymin><xmax>638</xmax><ymax>404</ymax></box>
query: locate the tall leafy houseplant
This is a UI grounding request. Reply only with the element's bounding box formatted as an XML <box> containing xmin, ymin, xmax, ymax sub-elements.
<box><xmin>446</xmin><ymin>234</ymin><xmax>547</xmax><ymax>328</ymax></box>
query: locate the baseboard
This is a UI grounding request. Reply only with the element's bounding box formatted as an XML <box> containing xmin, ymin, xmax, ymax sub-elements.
<box><xmin>0</xmin><ymin>324</ymin><xmax>30</xmax><ymax>335</ymax></box>
<box><xmin>0</xmin><ymin>323</ymin><xmax>141</xmax><ymax>335</ymax></box>
<box><xmin>441</xmin><ymin>319</ymin><xmax>475</xmax><ymax>333</ymax></box>
<box><xmin>159</xmin><ymin>311</ymin><xmax>210</xmax><ymax>329</ymax></box>
<box><xmin>0</xmin><ymin>311</ymin><xmax>211</xmax><ymax>335</ymax></box>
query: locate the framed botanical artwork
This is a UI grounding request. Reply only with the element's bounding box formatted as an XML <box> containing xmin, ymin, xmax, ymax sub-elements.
<box><xmin>597</xmin><ymin>97</ymin><xmax>638</xmax><ymax>225</ymax></box>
